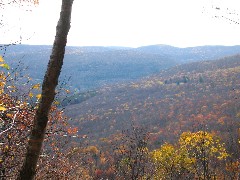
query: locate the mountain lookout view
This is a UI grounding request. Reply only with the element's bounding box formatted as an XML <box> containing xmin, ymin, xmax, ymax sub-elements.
<box><xmin>0</xmin><ymin>0</ymin><xmax>240</xmax><ymax>179</ymax></box>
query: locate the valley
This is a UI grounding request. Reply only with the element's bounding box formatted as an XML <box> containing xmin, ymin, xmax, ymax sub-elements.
<box><xmin>3</xmin><ymin>44</ymin><xmax>240</xmax><ymax>91</ymax></box>
<box><xmin>3</xmin><ymin>44</ymin><xmax>239</xmax><ymax>147</ymax></box>
<box><xmin>65</xmin><ymin>54</ymin><xmax>240</xmax><ymax>148</ymax></box>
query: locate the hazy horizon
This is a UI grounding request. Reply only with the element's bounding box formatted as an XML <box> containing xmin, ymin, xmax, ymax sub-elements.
<box><xmin>3</xmin><ymin>43</ymin><xmax>240</xmax><ymax>49</ymax></box>
<box><xmin>1</xmin><ymin>0</ymin><xmax>240</xmax><ymax>48</ymax></box>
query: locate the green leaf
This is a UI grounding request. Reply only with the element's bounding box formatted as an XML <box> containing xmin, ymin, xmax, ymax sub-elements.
<box><xmin>0</xmin><ymin>63</ymin><xmax>10</xmax><ymax>70</ymax></box>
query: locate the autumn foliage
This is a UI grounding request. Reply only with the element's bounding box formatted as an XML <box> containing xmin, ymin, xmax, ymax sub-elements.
<box><xmin>1</xmin><ymin>54</ymin><xmax>240</xmax><ymax>179</ymax></box>
<box><xmin>0</xmin><ymin>56</ymin><xmax>78</xmax><ymax>179</ymax></box>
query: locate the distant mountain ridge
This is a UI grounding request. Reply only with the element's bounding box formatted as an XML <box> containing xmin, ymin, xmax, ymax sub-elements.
<box><xmin>2</xmin><ymin>44</ymin><xmax>240</xmax><ymax>91</ymax></box>
<box><xmin>136</xmin><ymin>44</ymin><xmax>240</xmax><ymax>62</ymax></box>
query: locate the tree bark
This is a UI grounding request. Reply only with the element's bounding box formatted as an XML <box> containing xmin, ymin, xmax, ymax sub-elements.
<box><xmin>18</xmin><ymin>0</ymin><xmax>74</xmax><ymax>179</ymax></box>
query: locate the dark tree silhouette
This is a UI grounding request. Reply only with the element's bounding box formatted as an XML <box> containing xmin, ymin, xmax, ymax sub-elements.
<box><xmin>18</xmin><ymin>0</ymin><xmax>74</xmax><ymax>179</ymax></box>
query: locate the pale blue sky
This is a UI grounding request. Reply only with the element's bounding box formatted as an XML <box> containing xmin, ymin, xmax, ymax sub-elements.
<box><xmin>1</xmin><ymin>0</ymin><xmax>240</xmax><ymax>47</ymax></box>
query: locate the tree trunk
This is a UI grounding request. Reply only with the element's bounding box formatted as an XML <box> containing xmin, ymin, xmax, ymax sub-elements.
<box><xmin>18</xmin><ymin>0</ymin><xmax>74</xmax><ymax>179</ymax></box>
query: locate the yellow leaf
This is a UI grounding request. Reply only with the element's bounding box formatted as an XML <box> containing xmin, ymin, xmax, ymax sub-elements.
<box><xmin>0</xmin><ymin>82</ymin><xmax>5</xmax><ymax>87</ymax></box>
<box><xmin>36</xmin><ymin>94</ymin><xmax>41</xmax><ymax>100</ymax></box>
<box><xmin>29</xmin><ymin>92</ymin><xmax>34</xmax><ymax>98</ymax></box>
<box><xmin>32</xmin><ymin>83</ymin><xmax>40</xmax><ymax>90</ymax></box>
<box><xmin>0</xmin><ymin>106</ymin><xmax>6</xmax><ymax>111</ymax></box>
<box><xmin>236</xmin><ymin>112</ymin><xmax>240</xmax><ymax>118</ymax></box>
<box><xmin>54</xmin><ymin>101</ymin><xmax>60</xmax><ymax>105</ymax></box>
<box><xmin>0</xmin><ymin>56</ymin><xmax>4</xmax><ymax>62</ymax></box>
<box><xmin>6</xmin><ymin>113</ymin><xmax>13</xmax><ymax>118</ymax></box>
<box><xmin>0</xmin><ymin>63</ymin><xmax>10</xmax><ymax>70</ymax></box>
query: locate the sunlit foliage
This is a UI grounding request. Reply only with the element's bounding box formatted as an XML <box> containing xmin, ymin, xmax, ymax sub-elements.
<box><xmin>179</xmin><ymin>131</ymin><xmax>228</xmax><ymax>179</ymax></box>
<box><xmin>152</xmin><ymin>131</ymin><xmax>229</xmax><ymax>179</ymax></box>
<box><xmin>0</xmin><ymin>56</ymin><xmax>79</xmax><ymax>179</ymax></box>
<box><xmin>152</xmin><ymin>143</ymin><xmax>194</xmax><ymax>179</ymax></box>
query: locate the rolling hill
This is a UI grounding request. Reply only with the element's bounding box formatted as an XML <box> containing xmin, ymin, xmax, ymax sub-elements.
<box><xmin>3</xmin><ymin>44</ymin><xmax>240</xmax><ymax>92</ymax></box>
<box><xmin>65</xmin><ymin>54</ymin><xmax>240</xmax><ymax>150</ymax></box>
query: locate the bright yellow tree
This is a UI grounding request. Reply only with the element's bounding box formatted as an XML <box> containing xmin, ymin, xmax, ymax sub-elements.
<box><xmin>152</xmin><ymin>143</ymin><xmax>195</xmax><ymax>179</ymax></box>
<box><xmin>179</xmin><ymin>131</ymin><xmax>228</xmax><ymax>179</ymax></box>
<box><xmin>151</xmin><ymin>131</ymin><xmax>229</xmax><ymax>179</ymax></box>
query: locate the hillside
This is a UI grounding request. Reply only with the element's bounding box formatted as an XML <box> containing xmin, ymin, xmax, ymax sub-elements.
<box><xmin>3</xmin><ymin>44</ymin><xmax>240</xmax><ymax>92</ymax></box>
<box><xmin>1</xmin><ymin>45</ymin><xmax>240</xmax><ymax>179</ymax></box>
<box><xmin>65</xmin><ymin>54</ymin><xmax>240</xmax><ymax>149</ymax></box>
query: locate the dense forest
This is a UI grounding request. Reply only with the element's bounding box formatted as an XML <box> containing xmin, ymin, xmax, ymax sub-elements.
<box><xmin>1</xmin><ymin>48</ymin><xmax>239</xmax><ymax>179</ymax></box>
<box><xmin>66</xmin><ymin>54</ymin><xmax>240</xmax><ymax>144</ymax></box>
